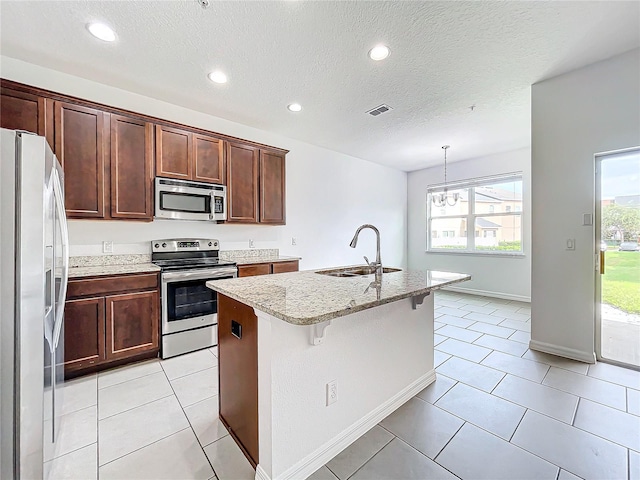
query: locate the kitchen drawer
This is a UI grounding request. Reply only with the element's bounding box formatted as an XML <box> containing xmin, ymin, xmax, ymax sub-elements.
<box><xmin>237</xmin><ymin>263</ymin><xmax>271</xmax><ymax>278</ymax></box>
<box><xmin>67</xmin><ymin>273</ymin><xmax>159</xmax><ymax>298</ymax></box>
<box><xmin>271</xmin><ymin>260</ymin><xmax>299</xmax><ymax>274</ymax></box>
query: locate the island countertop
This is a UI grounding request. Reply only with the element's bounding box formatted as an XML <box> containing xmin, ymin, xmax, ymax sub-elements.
<box><xmin>206</xmin><ymin>267</ymin><xmax>470</xmax><ymax>325</ymax></box>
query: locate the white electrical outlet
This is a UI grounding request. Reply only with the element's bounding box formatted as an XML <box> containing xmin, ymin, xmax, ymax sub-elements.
<box><xmin>291</xmin><ymin>237</ymin><xmax>297</xmax><ymax>246</ymax></box>
<box><xmin>102</xmin><ymin>241</ymin><xmax>113</xmax><ymax>254</ymax></box>
<box><xmin>249</xmin><ymin>239</ymin><xmax>255</xmax><ymax>249</ymax></box>
<box><xmin>326</xmin><ymin>380</ymin><xmax>337</xmax><ymax>406</ymax></box>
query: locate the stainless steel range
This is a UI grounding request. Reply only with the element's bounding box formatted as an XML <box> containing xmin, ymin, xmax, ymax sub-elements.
<box><xmin>152</xmin><ymin>238</ymin><xmax>237</xmax><ymax>359</ymax></box>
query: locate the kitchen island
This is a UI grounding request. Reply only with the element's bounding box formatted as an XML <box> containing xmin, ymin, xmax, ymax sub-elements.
<box><xmin>207</xmin><ymin>267</ymin><xmax>470</xmax><ymax>480</ymax></box>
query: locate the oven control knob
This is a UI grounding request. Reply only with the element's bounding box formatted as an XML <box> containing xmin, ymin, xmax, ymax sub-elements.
<box><xmin>154</xmin><ymin>243</ymin><xmax>159</xmax><ymax>248</ymax></box>
<box><xmin>162</xmin><ymin>243</ymin><xmax>167</xmax><ymax>248</ymax></box>
<box><xmin>208</xmin><ymin>242</ymin><xmax>212</xmax><ymax>247</ymax></box>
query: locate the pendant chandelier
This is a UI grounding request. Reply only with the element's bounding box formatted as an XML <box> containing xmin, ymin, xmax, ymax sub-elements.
<box><xmin>432</xmin><ymin>145</ymin><xmax>459</xmax><ymax>207</ymax></box>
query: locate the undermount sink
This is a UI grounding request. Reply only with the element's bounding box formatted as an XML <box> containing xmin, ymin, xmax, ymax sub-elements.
<box><xmin>316</xmin><ymin>266</ymin><xmax>402</xmax><ymax>277</ymax></box>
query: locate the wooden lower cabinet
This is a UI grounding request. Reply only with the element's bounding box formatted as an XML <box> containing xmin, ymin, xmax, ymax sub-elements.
<box><xmin>106</xmin><ymin>291</ymin><xmax>159</xmax><ymax>361</ymax></box>
<box><xmin>238</xmin><ymin>260</ymin><xmax>299</xmax><ymax>277</ymax></box>
<box><xmin>63</xmin><ymin>297</ymin><xmax>106</xmax><ymax>373</ymax></box>
<box><xmin>271</xmin><ymin>260</ymin><xmax>299</xmax><ymax>274</ymax></box>
<box><xmin>237</xmin><ymin>263</ymin><xmax>271</xmax><ymax>278</ymax></box>
<box><xmin>218</xmin><ymin>294</ymin><xmax>259</xmax><ymax>467</ymax></box>
<box><xmin>64</xmin><ymin>273</ymin><xmax>160</xmax><ymax>377</ymax></box>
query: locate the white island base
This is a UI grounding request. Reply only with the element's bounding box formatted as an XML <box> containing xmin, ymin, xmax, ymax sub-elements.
<box><xmin>255</xmin><ymin>294</ymin><xmax>435</xmax><ymax>480</ymax></box>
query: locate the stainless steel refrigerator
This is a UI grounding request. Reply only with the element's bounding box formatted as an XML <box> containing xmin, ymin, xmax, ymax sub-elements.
<box><xmin>0</xmin><ymin>129</ymin><xmax>69</xmax><ymax>479</ymax></box>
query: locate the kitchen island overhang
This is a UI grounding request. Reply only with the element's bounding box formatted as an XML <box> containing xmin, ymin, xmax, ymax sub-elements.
<box><xmin>207</xmin><ymin>268</ymin><xmax>470</xmax><ymax>480</ymax></box>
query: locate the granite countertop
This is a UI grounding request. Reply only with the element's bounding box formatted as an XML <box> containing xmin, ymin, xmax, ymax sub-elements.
<box><xmin>232</xmin><ymin>255</ymin><xmax>301</xmax><ymax>266</ymax></box>
<box><xmin>206</xmin><ymin>267</ymin><xmax>470</xmax><ymax>325</ymax></box>
<box><xmin>68</xmin><ymin>263</ymin><xmax>160</xmax><ymax>279</ymax></box>
<box><xmin>68</xmin><ymin>254</ymin><xmax>160</xmax><ymax>279</ymax></box>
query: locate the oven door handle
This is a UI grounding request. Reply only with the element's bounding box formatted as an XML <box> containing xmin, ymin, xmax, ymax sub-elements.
<box><xmin>161</xmin><ymin>267</ymin><xmax>238</xmax><ymax>282</ymax></box>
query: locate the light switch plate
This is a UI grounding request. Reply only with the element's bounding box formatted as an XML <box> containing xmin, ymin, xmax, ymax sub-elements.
<box><xmin>583</xmin><ymin>213</ymin><xmax>593</xmax><ymax>226</ymax></box>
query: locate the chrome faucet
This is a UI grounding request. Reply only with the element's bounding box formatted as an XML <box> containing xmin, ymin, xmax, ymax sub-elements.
<box><xmin>349</xmin><ymin>224</ymin><xmax>382</xmax><ymax>276</ymax></box>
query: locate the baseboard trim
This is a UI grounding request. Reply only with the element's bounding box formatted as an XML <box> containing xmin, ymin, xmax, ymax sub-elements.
<box><xmin>255</xmin><ymin>465</ymin><xmax>270</xmax><ymax>480</ymax></box>
<box><xmin>529</xmin><ymin>339</ymin><xmax>596</xmax><ymax>364</ymax></box>
<box><xmin>257</xmin><ymin>369</ymin><xmax>436</xmax><ymax>480</ymax></box>
<box><xmin>443</xmin><ymin>285</ymin><xmax>530</xmax><ymax>303</ymax></box>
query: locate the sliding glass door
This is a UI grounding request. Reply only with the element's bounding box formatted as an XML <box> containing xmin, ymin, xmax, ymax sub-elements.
<box><xmin>595</xmin><ymin>148</ymin><xmax>640</xmax><ymax>369</ymax></box>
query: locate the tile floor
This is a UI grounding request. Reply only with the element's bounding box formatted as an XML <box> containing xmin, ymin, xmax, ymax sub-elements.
<box><xmin>46</xmin><ymin>291</ymin><xmax>640</xmax><ymax>480</ymax></box>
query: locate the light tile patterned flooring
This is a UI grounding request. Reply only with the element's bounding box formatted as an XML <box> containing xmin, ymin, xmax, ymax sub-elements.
<box><xmin>46</xmin><ymin>291</ymin><xmax>640</xmax><ymax>480</ymax></box>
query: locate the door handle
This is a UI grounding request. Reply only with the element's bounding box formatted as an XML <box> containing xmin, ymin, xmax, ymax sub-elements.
<box><xmin>600</xmin><ymin>250</ymin><xmax>605</xmax><ymax>275</ymax></box>
<box><xmin>51</xmin><ymin>168</ymin><xmax>69</xmax><ymax>348</ymax></box>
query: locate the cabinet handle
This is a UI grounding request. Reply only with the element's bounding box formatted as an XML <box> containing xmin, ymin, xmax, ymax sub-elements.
<box><xmin>231</xmin><ymin>320</ymin><xmax>242</xmax><ymax>339</ymax></box>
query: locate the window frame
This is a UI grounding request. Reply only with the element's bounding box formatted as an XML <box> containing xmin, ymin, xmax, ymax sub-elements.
<box><xmin>426</xmin><ymin>172</ymin><xmax>524</xmax><ymax>256</ymax></box>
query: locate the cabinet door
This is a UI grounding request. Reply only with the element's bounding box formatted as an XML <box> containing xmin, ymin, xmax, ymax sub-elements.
<box><xmin>271</xmin><ymin>260</ymin><xmax>299</xmax><ymax>274</ymax></box>
<box><xmin>259</xmin><ymin>150</ymin><xmax>286</xmax><ymax>224</ymax></box>
<box><xmin>193</xmin><ymin>133</ymin><xmax>225</xmax><ymax>184</ymax></box>
<box><xmin>155</xmin><ymin>125</ymin><xmax>191</xmax><ymax>180</ymax></box>
<box><xmin>226</xmin><ymin>142</ymin><xmax>259</xmax><ymax>223</ymax></box>
<box><xmin>63</xmin><ymin>297</ymin><xmax>106</xmax><ymax>373</ymax></box>
<box><xmin>105</xmin><ymin>290</ymin><xmax>159</xmax><ymax>361</ymax></box>
<box><xmin>237</xmin><ymin>263</ymin><xmax>271</xmax><ymax>277</ymax></box>
<box><xmin>110</xmin><ymin>115</ymin><xmax>154</xmax><ymax>220</ymax></box>
<box><xmin>218</xmin><ymin>294</ymin><xmax>259</xmax><ymax>467</ymax></box>
<box><xmin>54</xmin><ymin>101</ymin><xmax>108</xmax><ymax>218</ymax></box>
<box><xmin>0</xmin><ymin>87</ymin><xmax>46</xmax><ymax>136</ymax></box>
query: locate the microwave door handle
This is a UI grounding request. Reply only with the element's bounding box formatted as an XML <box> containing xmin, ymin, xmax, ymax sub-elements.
<box><xmin>51</xmin><ymin>168</ymin><xmax>69</xmax><ymax>348</ymax></box>
<box><xmin>209</xmin><ymin>192</ymin><xmax>215</xmax><ymax>220</ymax></box>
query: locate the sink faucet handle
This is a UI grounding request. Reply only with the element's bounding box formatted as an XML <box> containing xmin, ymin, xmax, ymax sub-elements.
<box><xmin>363</xmin><ymin>255</ymin><xmax>372</xmax><ymax>266</ymax></box>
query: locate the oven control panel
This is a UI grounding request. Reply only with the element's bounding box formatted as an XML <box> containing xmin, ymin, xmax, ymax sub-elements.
<box><xmin>151</xmin><ymin>238</ymin><xmax>219</xmax><ymax>252</ymax></box>
<box><xmin>178</xmin><ymin>241</ymin><xmax>199</xmax><ymax>248</ymax></box>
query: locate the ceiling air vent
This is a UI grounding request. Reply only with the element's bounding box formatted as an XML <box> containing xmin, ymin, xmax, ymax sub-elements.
<box><xmin>366</xmin><ymin>104</ymin><xmax>393</xmax><ymax>116</ymax></box>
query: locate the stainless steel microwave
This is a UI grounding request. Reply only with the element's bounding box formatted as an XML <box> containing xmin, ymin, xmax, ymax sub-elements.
<box><xmin>155</xmin><ymin>177</ymin><xmax>226</xmax><ymax>222</ymax></box>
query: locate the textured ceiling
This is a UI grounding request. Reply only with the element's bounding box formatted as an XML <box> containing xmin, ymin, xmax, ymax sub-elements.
<box><xmin>1</xmin><ymin>1</ymin><xmax>639</xmax><ymax>171</ymax></box>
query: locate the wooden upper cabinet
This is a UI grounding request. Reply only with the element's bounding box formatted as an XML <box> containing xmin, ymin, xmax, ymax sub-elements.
<box><xmin>105</xmin><ymin>290</ymin><xmax>159</xmax><ymax>361</ymax></box>
<box><xmin>259</xmin><ymin>150</ymin><xmax>286</xmax><ymax>224</ymax></box>
<box><xmin>54</xmin><ymin>101</ymin><xmax>108</xmax><ymax>219</ymax></box>
<box><xmin>226</xmin><ymin>141</ymin><xmax>259</xmax><ymax>223</ymax></box>
<box><xmin>155</xmin><ymin>125</ymin><xmax>191</xmax><ymax>180</ymax></box>
<box><xmin>110</xmin><ymin>115</ymin><xmax>154</xmax><ymax>220</ymax></box>
<box><xmin>193</xmin><ymin>133</ymin><xmax>225</xmax><ymax>184</ymax></box>
<box><xmin>156</xmin><ymin>126</ymin><xmax>225</xmax><ymax>184</ymax></box>
<box><xmin>0</xmin><ymin>87</ymin><xmax>46</xmax><ymax>136</ymax></box>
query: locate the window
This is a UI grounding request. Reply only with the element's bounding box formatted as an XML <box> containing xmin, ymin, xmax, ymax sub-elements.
<box><xmin>426</xmin><ymin>173</ymin><xmax>523</xmax><ymax>254</ymax></box>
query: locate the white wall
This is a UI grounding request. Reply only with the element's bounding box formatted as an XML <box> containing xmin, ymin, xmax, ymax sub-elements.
<box><xmin>0</xmin><ymin>56</ymin><xmax>408</xmax><ymax>270</ymax></box>
<box><xmin>407</xmin><ymin>148</ymin><xmax>531</xmax><ymax>301</ymax></box>
<box><xmin>531</xmin><ymin>48</ymin><xmax>640</xmax><ymax>362</ymax></box>
<box><xmin>257</xmin><ymin>296</ymin><xmax>434</xmax><ymax>479</ymax></box>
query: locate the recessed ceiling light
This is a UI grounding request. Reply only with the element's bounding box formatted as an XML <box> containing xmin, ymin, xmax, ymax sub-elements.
<box><xmin>208</xmin><ymin>71</ymin><xmax>228</xmax><ymax>84</ymax></box>
<box><xmin>368</xmin><ymin>44</ymin><xmax>390</xmax><ymax>61</ymax></box>
<box><xmin>287</xmin><ymin>103</ymin><xmax>302</xmax><ymax>112</ymax></box>
<box><xmin>86</xmin><ymin>23</ymin><xmax>116</xmax><ymax>42</ymax></box>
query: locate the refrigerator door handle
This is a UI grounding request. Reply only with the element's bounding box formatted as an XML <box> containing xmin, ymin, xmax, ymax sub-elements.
<box><xmin>51</xmin><ymin>168</ymin><xmax>69</xmax><ymax>347</ymax></box>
